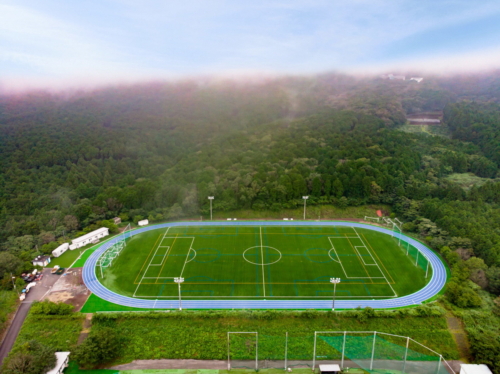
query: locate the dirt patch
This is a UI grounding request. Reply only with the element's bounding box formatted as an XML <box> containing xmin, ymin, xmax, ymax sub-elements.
<box><xmin>43</xmin><ymin>268</ymin><xmax>91</xmax><ymax>311</ymax></box>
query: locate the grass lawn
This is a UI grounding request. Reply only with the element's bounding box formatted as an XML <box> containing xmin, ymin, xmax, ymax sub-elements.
<box><xmin>0</xmin><ymin>291</ymin><xmax>18</xmax><ymax>338</ymax></box>
<box><xmin>98</xmin><ymin>225</ymin><xmax>431</xmax><ymax>301</ymax></box>
<box><xmin>12</xmin><ymin>313</ymin><xmax>84</xmax><ymax>352</ymax></box>
<box><xmin>89</xmin><ymin>310</ymin><xmax>459</xmax><ymax>364</ymax></box>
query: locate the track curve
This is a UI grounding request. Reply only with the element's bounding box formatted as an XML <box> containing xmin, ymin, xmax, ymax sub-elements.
<box><xmin>82</xmin><ymin>221</ymin><xmax>447</xmax><ymax>309</ymax></box>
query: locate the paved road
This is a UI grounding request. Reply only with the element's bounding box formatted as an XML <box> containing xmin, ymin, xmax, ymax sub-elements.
<box><xmin>0</xmin><ymin>268</ymin><xmax>61</xmax><ymax>365</ymax></box>
<box><xmin>83</xmin><ymin>221</ymin><xmax>447</xmax><ymax>309</ymax></box>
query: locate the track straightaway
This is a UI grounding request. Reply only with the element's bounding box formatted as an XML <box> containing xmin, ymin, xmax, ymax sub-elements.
<box><xmin>83</xmin><ymin>222</ymin><xmax>447</xmax><ymax>309</ymax></box>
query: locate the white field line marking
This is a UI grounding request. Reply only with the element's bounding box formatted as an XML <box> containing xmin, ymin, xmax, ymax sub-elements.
<box><xmin>133</xmin><ymin>227</ymin><xmax>170</xmax><ymax>297</ymax></box>
<box><xmin>260</xmin><ymin>226</ymin><xmax>266</xmax><ymax>297</ymax></box>
<box><xmin>328</xmin><ymin>237</ymin><xmax>348</xmax><ymax>278</ymax></box>
<box><xmin>179</xmin><ymin>237</ymin><xmax>195</xmax><ymax>277</ymax></box>
<box><xmin>353</xmin><ymin>227</ymin><xmax>397</xmax><ymax>297</ymax></box>
<box><xmin>354</xmin><ymin>246</ymin><xmax>377</xmax><ymax>266</ymax></box>
<box><xmin>150</xmin><ymin>246</ymin><xmax>170</xmax><ymax>266</ymax></box>
<box><xmin>135</xmin><ymin>236</ymin><xmax>195</xmax><ymax>297</ymax></box>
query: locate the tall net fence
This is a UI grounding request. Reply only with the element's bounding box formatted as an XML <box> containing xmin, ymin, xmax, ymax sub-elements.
<box><xmin>391</xmin><ymin>224</ymin><xmax>431</xmax><ymax>278</ymax></box>
<box><xmin>97</xmin><ymin>224</ymin><xmax>131</xmax><ymax>278</ymax></box>
<box><xmin>227</xmin><ymin>331</ymin><xmax>454</xmax><ymax>374</ymax></box>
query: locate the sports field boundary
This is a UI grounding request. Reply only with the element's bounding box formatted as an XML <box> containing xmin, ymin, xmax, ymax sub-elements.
<box><xmin>82</xmin><ymin>221</ymin><xmax>447</xmax><ymax>309</ymax></box>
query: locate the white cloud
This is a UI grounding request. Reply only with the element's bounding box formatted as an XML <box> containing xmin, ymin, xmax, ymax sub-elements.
<box><xmin>2</xmin><ymin>0</ymin><xmax>500</xmax><ymax>90</ymax></box>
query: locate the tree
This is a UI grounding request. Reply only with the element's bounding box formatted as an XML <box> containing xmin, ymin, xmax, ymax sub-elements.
<box><xmin>337</xmin><ymin>196</ymin><xmax>348</xmax><ymax>209</ymax></box>
<box><xmin>73</xmin><ymin>327</ymin><xmax>121</xmax><ymax>369</ymax></box>
<box><xmin>2</xmin><ymin>340</ymin><xmax>56</xmax><ymax>374</ymax></box>
<box><xmin>464</xmin><ymin>257</ymin><xmax>488</xmax><ymax>288</ymax></box>
<box><xmin>64</xmin><ymin>215</ymin><xmax>79</xmax><ymax>231</ymax></box>
<box><xmin>0</xmin><ymin>252</ymin><xmax>23</xmax><ymax>279</ymax></box>
<box><xmin>487</xmin><ymin>267</ymin><xmax>500</xmax><ymax>295</ymax></box>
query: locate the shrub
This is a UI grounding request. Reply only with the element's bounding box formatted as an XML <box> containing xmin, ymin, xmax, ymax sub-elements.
<box><xmin>73</xmin><ymin>327</ymin><xmax>122</xmax><ymax>369</ymax></box>
<box><xmin>31</xmin><ymin>301</ymin><xmax>73</xmax><ymax>315</ymax></box>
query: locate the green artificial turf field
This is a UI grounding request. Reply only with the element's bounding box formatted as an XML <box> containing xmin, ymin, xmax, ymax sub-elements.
<box><xmin>98</xmin><ymin>225</ymin><xmax>431</xmax><ymax>300</ymax></box>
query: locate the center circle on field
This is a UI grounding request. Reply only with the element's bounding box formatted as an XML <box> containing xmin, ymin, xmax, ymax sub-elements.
<box><xmin>243</xmin><ymin>246</ymin><xmax>282</xmax><ymax>265</ymax></box>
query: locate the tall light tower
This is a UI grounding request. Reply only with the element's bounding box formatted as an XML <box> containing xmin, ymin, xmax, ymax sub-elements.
<box><xmin>330</xmin><ymin>277</ymin><xmax>341</xmax><ymax>311</ymax></box>
<box><xmin>208</xmin><ymin>196</ymin><xmax>214</xmax><ymax>221</ymax></box>
<box><xmin>302</xmin><ymin>196</ymin><xmax>309</xmax><ymax>220</ymax></box>
<box><xmin>174</xmin><ymin>277</ymin><xmax>184</xmax><ymax>310</ymax></box>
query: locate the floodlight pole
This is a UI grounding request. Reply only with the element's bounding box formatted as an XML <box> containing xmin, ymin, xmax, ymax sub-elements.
<box><xmin>303</xmin><ymin>196</ymin><xmax>309</xmax><ymax>220</ymax></box>
<box><xmin>208</xmin><ymin>196</ymin><xmax>214</xmax><ymax>221</ymax></box>
<box><xmin>174</xmin><ymin>277</ymin><xmax>184</xmax><ymax>310</ymax></box>
<box><xmin>330</xmin><ymin>278</ymin><xmax>341</xmax><ymax>311</ymax></box>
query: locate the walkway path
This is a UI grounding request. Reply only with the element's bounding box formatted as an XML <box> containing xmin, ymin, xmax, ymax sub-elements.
<box><xmin>446</xmin><ymin>312</ymin><xmax>470</xmax><ymax>362</ymax></box>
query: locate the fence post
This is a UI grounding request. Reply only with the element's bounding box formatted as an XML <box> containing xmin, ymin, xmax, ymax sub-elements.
<box><xmin>227</xmin><ymin>332</ymin><xmax>231</xmax><ymax>371</ymax></box>
<box><xmin>285</xmin><ymin>332</ymin><xmax>288</xmax><ymax>371</ymax></box>
<box><xmin>256</xmin><ymin>333</ymin><xmax>259</xmax><ymax>371</ymax></box>
<box><xmin>313</xmin><ymin>332</ymin><xmax>317</xmax><ymax>371</ymax></box>
<box><xmin>415</xmin><ymin>250</ymin><xmax>419</xmax><ymax>266</ymax></box>
<box><xmin>403</xmin><ymin>336</ymin><xmax>409</xmax><ymax>374</ymax></box>
<box><xmin>341</xmin><ymin>331</ymin><xmax>346</xmax><ymax>369</ymax></box>
<box><xmin>370</xmin><ymin>332</ymin><xmax>377</xmax><ymax>370</ymax></box>
<box><xmin>436</xmin><ymin>355</ymin><xmax>442</xmax><ymax>374</ymax></box>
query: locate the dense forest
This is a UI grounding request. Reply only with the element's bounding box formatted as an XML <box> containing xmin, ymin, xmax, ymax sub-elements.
<box><xmin>1</xmin><ymin>71</ymin><xmax>500</xmax><ymax>369</ymax></box>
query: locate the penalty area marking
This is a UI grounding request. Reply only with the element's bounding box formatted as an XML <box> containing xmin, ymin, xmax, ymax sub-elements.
<box><xmin>186</xmin><ymin>248</ymin><xmax>197</xmax><ymax>263</ymax></box>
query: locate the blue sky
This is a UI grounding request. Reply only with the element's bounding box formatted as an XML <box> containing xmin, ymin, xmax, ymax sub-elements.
<box><xmin>2</xmin><ymin>0</ymin><xmax>500</xmax><ymax>90</ymax></box>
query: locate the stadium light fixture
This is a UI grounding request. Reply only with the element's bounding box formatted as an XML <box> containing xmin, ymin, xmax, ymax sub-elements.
<box><xmin>330</xmin><ymin>277</ymin><xmax>341</xmax><ymax>311</ymax></box>
<box><xmin>208</xmin><ymin>196</ymin><xmax>214</xmax><ymax>221</ymax></box>
<box><xmin>174</xmin><ymin>277</ymin><xmax>185</xmax><ymax>310</ymax></box>
<box><xmin>302</xmin><ymin>196</ymin><xmax>309</xmax><ymax>220</ymax></box>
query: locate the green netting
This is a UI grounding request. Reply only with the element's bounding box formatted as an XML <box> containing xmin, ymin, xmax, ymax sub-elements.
<box><xmin>228</xmin><ymin>334</ymin><xmax>315</xmax><ymax>369</ymax></box>
<box><xmin>319</xmin><ymin>334</ymin><xmax>448</xmax><ymax>374</ymax></box>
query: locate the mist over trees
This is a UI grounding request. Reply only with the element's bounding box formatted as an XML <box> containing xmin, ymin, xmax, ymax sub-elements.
<box><xmin>1</xmin><ymin>72</ymin><xmax>500</xmax><ymax>287</ymax></box>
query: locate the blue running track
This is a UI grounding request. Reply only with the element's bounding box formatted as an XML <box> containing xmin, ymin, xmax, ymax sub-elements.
<box><xmin>82</xmin><ymin>221</ymin><xmax>447</xmax><ymax>309</ymax></box>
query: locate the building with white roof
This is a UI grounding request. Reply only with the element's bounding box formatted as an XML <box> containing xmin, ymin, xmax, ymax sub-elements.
<box><xmin>46</xmin><ymin>352</ymin><xmax>70</xmax><ymax>374</ymax></box>
<box><xmin>460</xmin><ymin>364</ymin><xmax>492</xmax><ymax>374</ymax></box>
<box><xmin>69</xmin><ymin>227</ymin><xmax>109</xmax><ymax>249</ymax></box>
<box><xmin>52</xmin><ymin>243</ymin><xmax>69</xmax><ymax>257</ymax></box>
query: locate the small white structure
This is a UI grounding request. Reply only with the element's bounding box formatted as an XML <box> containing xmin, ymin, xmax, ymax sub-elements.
<box><xmin>460</xmin><ymin>364</ymin><xmax>492</xmax><ymax>374</ymax></box>
<box><xmin>46</xmin><ymin>352</ymin><xmax>70</xmax><ymax>374</ymax></box>
<box><xmin>319</xmin><ymin>364</ymin><xmax>341</xmax><ymax>374</ymax></box>
<box><xmin>138</xmin><ymin>219</ymin><xmax>149</xmax><ymax>226</ymax></box>
<box><xmin>52</xmin><ymin>243</ymin><xmax>69</xmax><ymax>258</ymax></box>
<box><xmin>70</xmin><ymin>227</ymin><xmax>109</xmax><ymax>249</ymax></box>
<box><xmin>32</xmin><ymin>255</ymin><xmax>51</xmax><ymax>267</ymax></box>
<box><xmin>410</xmin><ymin>77</ymin><xmax>424</xmax><ymax>83</ymax></box>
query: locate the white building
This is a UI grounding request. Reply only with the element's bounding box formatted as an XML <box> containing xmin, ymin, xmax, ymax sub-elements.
<box><xmin>460</xmin><ymin>364</ymin><xmax>492</xmax><ymax>374</ymax></box>
<box><xmin>52</xmin><ymin>243</ymin><xmax>69</xmax><ymax>258</ymax></box>
<box><xmin>410</xmin><ymin>77</ymin><xmax>424</xmax><ymax>83</ymax></box>
<box><xmin>69</xmin><ymin>227</ymin><xmax>109</xmax><ymax>249</ymax></box>
<box><xmin>138</xmin><ymin>219</ymin><xmax>149</xmax><ymax>226</ymax></box>
<box><xmin>32</xmin><ymin>255</ymin><xmax>51</xmax><ymax>267</ymax></box>
<box><xmin>46</xmin><ymin>352</ymin><xmax>70</xmax><ymax>374</ymax></box>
